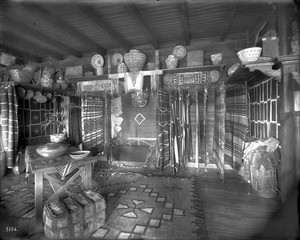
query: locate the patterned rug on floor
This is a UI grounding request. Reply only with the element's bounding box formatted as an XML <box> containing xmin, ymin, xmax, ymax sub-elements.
<box><xmin>91</xmin><ymin>171</ymin><xmax>208</xmax><ymax>240</ymax></box>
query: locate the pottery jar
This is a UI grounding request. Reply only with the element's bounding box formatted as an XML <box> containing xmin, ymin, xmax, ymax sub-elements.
<box><xmin>165</xmin><ymin>55</ymin><xmax>178</xmax><ymax>69</ymax></box>
<box><xmin>117</xmin><ymin>63</ymin><xmax>127</xmax><ymax>73</ymax></box>
<box><xmin>124</xmin><ymin>49</ymin><xmax>146</xmax><ymax>72</ymax></box>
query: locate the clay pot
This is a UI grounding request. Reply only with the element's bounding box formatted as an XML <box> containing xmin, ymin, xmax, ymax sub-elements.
<box><xmin>165</xmin><ymin>55</ymin><xmax>178</xmax><ymax>69</ymax></box>
<box><xmin>210</xmin><ymin>53</ymin><xmax>222</xmax><ymax>65</ymax></box>
<box><xmin>124</xmin><ymin>49</ymin><xmax>146</xmax><ymax>72</ymax></box>
<box><xmin>36</xmin><ymin>143</ymin><xmax>68</xmax><ymax>158</ymax></box>
<box><xmin>117</xmin><ymin>63</ymin><xmax>127</xmax><ymax>73</ymax></box>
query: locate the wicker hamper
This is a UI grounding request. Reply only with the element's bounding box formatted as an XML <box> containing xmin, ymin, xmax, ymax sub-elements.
<box><xmin>250</xmin><ymin>164</ymin><xmax>278</xmax><ymax>198</ymax></box>
<box><xmin>43</xmin><ymin>190</ymin><xmax>106</xmax><ymax>239</ymax></box>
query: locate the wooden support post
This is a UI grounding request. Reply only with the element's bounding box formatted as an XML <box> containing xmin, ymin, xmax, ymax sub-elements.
<box><xmin>277</xmin><ymin>3</ymin><xmax>292</xmax><ymax>55</ymax></box>
<box><xmin>278</xmin><ymin>63</ymin><xmax>298</xmax><ymax>203</ymax></box>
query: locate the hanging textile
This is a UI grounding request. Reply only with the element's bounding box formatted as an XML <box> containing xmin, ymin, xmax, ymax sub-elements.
<box><xmin>225</xmin><ymin>85</ymin><xmax>248</xmax><ymax>169</ymax></box>
<box><xmin>0</xmin><ymin>83</ymin><xmax>19</xmax><ymax>168</ymax></box>
<box><xmin>213</xmin><ymin>81</ymin><xmax>226</xmax><ymax>181</ymax></box>
<box><xmin>68</xmin><ymin>96</ymin><xmax>82</xmax><ymax>147</ymax></box>
<box><xmin>157</xmin><ymin>89</ymin><xmax>170</xmax><ymax>170</ymax></box>
<box><xmin>205</xmin><ymin>87</ymin><xmax>216</xmax><ymax>163</ymax></box>
<box><xmin>81</xmin><ymin>94</ymin><xmax>105</xmax><ymax>155</ymax></box>
<box><xmin>168</xmin><ymin>90</ymin><xmax>195</xmax><ymax>173</ymax></box>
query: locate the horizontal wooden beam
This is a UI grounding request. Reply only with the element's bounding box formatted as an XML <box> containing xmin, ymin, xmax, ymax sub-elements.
<box><xmin>177</xmin><ymin>1</ymin><xmax>190</xmax><ymax>46</ymax></box>
<box><xmin>19</xmin><ymin>3</ymin><xmax>107</xmax><ymax>56</ymax></box>
<box><xmin>248</xmin><ymin>8</ymin><xmax>275</xmax><ymax>45</ymax></box>
<box><xmin>2</xmin><ymin>16</ymin><xmax>82</xmax><ymax>58</ymax></box>
<box><xmin>220</xmin><ymin>4</ymin><xmax>238</xmax><ymax>42</ymax></box>
<box><xmin>125</xmin><ymin>3</ymin><xmax>159</xmax><ymax>49</ymax></box>
<box><xmin>75</xmin><ymin>4</ymin><xmax>131</xmax><ymax>52</ymax></box>
<box><xmin>2</xmin><ymin>31</ymin><xmax>64</xmax><ymax>61</ymax></box>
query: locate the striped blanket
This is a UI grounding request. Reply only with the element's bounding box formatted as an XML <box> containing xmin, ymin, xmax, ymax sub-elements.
<box><xmin>81</xmin><ymin>95</ymin><xmax>105</xmax><ymax>155</ymax></box>
<box><xmin>0</xmin><ymin>84</ymin><xmax>18</xmax><ymax>168</ymax></box>
<box><xmin>225</xmin><ymin>85</ymin><xmax>248</xmax><ymax>169</ymax></box>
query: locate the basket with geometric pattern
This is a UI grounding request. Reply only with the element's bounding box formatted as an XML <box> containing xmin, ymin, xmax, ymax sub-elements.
<box><xmin>9</xmin><ymin>69</ymin><xmax>34</xmax><ymax>83</ymax></box>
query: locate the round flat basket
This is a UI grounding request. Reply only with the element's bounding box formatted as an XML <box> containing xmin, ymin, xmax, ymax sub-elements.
<box><xmin>111</xmin><ymin>53</ymin><xmax>123</xmax><ymax>66</ymax></box>
<box><xmin>91</xmin><ymin>54</ymin><xmax>104</xmax><ymax>68</ymax></box>
<box><xmin>172</xmin><ymin>45</ymin><xmax>187</xmax><ymax>60</ymax></box>
<box><xmin>70</xmin><ymin>150</ymin><xmax>90</xmax><ymax>160</ymax></box>
<box><xmin>163</xmin><ymin>73</ymin><xmax>173</xmax><ymax>85</ymax></box>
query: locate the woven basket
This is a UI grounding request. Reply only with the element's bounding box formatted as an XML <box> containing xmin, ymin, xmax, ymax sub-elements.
<box><xmin>69</xmin><ymin>150</ymin><xmax>90</xmax><ymax>160</ymax></box>
<box><xmin>9</xmin><ymin>69</ymin><xmax>33</xmax><ymax>83</ymax></box>
<box><xmin>0</xmin><ymin>53</ymin><xmax>16</xmax><ymax>66</ymax></box>
<box><xmin>237</xmin><ymin>47</ymin><xmax>262</xmax><ymax>63</ymax></box>
<box><xmin>250</xmin><ymin>164</ymin><xmax>278</xmax><ymax>198</ymax></box>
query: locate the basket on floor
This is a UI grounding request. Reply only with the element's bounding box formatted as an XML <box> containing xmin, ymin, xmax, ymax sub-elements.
<box><xmin>43</xmin><ymin>190</ymin><xmax>106</xmax><ymax>239</ymax></box>
<box><xmin>250</xmin><ymin>164</ymin><xmax>278</xmax><ymax>198</ymax></box>
<box><xmin>9</xmin><ymin>69</ymin><xmax>34</xmax><ymax>83</ymax></box>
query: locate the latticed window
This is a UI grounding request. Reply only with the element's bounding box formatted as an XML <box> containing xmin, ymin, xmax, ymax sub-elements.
<box><xmin>248</xmin><ymin>78</ymin><xmax>280</xmax><ymax>138</ymax></box>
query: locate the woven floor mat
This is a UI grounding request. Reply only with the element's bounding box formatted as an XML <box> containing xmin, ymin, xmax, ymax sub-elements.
<box><xmin>91</xmin><ymin>171</ymin><xmax>209</xmax><ymax>240</ymax></box>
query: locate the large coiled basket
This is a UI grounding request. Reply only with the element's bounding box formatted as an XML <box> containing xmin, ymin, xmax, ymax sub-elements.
<box><xmin>124</xmin><ymin>49</ymin><xmax>146</xmax><ymax>72</ymax></box>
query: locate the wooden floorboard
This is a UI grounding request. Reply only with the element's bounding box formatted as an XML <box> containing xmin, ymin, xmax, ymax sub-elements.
<box><xmin>197</xmin><ymin>168</ymin><xmax>299</xmax><ymax>240</ymax></box>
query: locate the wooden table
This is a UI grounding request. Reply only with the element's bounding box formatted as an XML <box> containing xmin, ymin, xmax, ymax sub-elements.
<box><xmin>25</xmin><ymin>145</ymin><xmax>98</xmax><ymax>230</ymax></box>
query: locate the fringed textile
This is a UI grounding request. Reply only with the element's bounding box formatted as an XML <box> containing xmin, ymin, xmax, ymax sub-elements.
<box><xmin>81</xmin><ymin>95</ymin><xmax>105</xmax><ymax>155</ymax></box>
<box><xmin>225</xmin><ymin>85</ymin><xmax>248</xmax><ymax>169</ymax></box>
<box><xmin>213</xmin><ymin>81</ymin><xmax>226</xmax><ymax>181</ymax></box>
<box><xmin>0</xmin><ymin>84</ymin><xmax>19</xmax><ymax>168</ymax></box>
<box><xmin>157</xmin><ymin>89</ymin><xmax>170</xmax><ymax>170</ymax></box>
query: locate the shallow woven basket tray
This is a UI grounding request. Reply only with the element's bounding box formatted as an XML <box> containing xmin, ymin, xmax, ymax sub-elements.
<box><xmin>70</xmin><ymin>151</ymin><xmax>90</xmax><ymax>160</ymax></box>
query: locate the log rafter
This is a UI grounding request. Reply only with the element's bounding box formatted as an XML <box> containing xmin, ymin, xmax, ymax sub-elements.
<box><xmin>75</xmin><ymin>4</ymin><xmax>131</xmax><ymax>52</ymax></box>
<box><xmin>125</xmin><ymin>3</ymin><xmax>159</xmax><ymax>49</ymax></box>
<box><xmin>220</xmin><ymin>4</ymin><xmax>238</xmax><ymax>42</ymax></box>
<box><xmin>177</xmin><ymin>1</ymin><xmax>190</xmax><ymax>46</ymax></box>
<box><xmin>19</xmin><ymin>3</ymin><xmax>107</xmax><ymax>56</ymax></box>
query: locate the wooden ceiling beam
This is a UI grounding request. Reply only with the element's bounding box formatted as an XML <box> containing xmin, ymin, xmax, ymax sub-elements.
<box><xmin>220</xmin><ymin>4</ymin><xmax>238</xmax><ymax>42</ymax></box>
<box><xmin>177</xmin><ymin>1</ymin><xmax>190</xmax><ymax>46</ymax></box>
<box><xmin>19</xmin><ymin>3</ymin><xmax>107</xmax><ymax>56</ymax></box>
<box><xmin>75</xmin><ymin>4</ymin><xmax>131</xmax><ymax>52</ymax></box>
<box><xmin>125</xmin><ymin>3</ymin><xmax>159</xmax><ymax>49</ymax></box>
<box><xmin>2</xmin><ymin>31</ymin><xmax>62</xmax><ymax>62</ymax></box>
<box><xmin>2</xmin><ymin>17</ymin><xmax>82</xmax><ymax>58</ymax></box>
<box><xmin>248</xmin><ymin>8</ymin><xmax>275</xmax><ymax>45</ymax></box>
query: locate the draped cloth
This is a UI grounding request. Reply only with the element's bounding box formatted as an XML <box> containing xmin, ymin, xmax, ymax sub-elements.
<box><xmin>0</xmin><ymin>84</ymin><xmax>19</xmax><ymax>168</ymax></box>
<box><xmin>81</xmin><ymin>95</ymin><xmax>105</xmax><ymax>156</ymax></box>
<box><xmin>225</xmin><ymin>85</ymin><xmax>248</xmax><ymax>169</ymax></box>
<box><xmin>213</xmin><ymin>81</ymin><xmax>226</xmax><ymax>181</ymax></box>
<box><xmin>68</xmin><ymin>96</ymin><xmax>82</xmax><ymax>148</ymax></box>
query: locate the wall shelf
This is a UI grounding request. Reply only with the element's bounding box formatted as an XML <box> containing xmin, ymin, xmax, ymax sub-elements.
<box><xmin>162</xmin><ymin>64</ymin><xmax>225</xmax><ymax>74</ymax></box>
<box><xmin>67</xmin><ymin>64</ymin><xmax>225</xmax><ymax>83</ymax></box>
<box><xmin>17</xmin><ymin>83</ymin><xmax>76</xmax><ymax>95</ymax></box>
<box><xmin>226</xmin><ymin>55</ymin><xmax>300</xmax><ymax>85</ymax></box>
